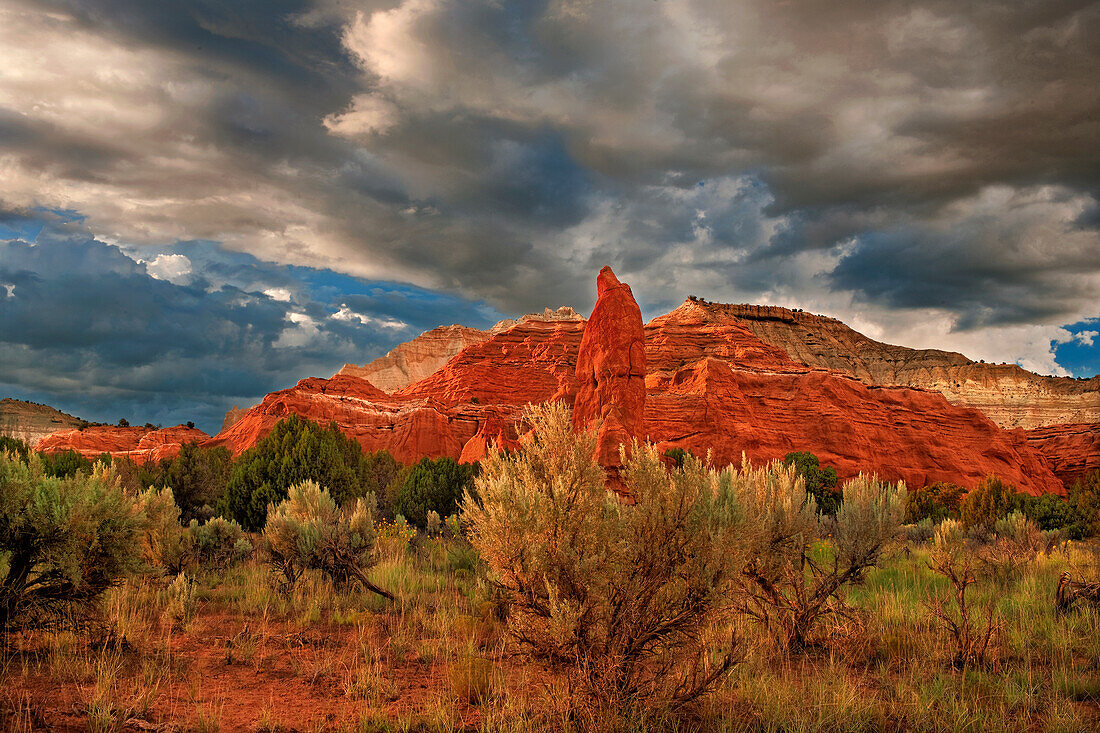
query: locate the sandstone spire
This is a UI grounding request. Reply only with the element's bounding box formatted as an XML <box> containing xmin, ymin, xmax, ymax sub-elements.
<box><xmin>573</xmin><ymin>266</ymin><xmax>647</xmax><ymax>490</ymax></box>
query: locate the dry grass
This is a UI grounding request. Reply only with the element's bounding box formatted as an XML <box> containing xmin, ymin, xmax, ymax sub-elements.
<box><xmin>0</xmin><ymin>535</ymin><xmax>1098</xmax><ymax>731</ymax></box>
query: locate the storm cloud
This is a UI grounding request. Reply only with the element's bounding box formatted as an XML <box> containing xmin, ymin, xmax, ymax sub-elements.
<box><xmin>0</xmin><ymin>0</ymin><xmax>1096</xmax><ymax>422</ymax></box>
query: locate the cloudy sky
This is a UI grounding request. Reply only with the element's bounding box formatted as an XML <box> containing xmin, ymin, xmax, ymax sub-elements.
<box><xmin>1</xmin><ymin>0</ymin><xmax>1097</xmax><ymax>434</ymax></box>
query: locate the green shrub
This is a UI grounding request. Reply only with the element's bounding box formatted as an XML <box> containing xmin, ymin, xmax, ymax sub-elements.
<box><xmin>162</xmin><ymin>442</ymin><xmax>233</xmax><ymax>522</ymax></box>
<box><xmin>662</xmin><ymin>447</ymin><xmax>692</xmax><ymax>468</ymax></box>
<box><xmin>464</xmin><ymin>402</ymin><xmax>748</xmax><ymax>723</ymax></box>
<box><xmin>906</xmin><ymin>481</ymin><xmax>966</xmax><ymax>523</ymax></box>
<box><xmin>959</xmin><ymin>475</ymin><xmax>1023</xmax><ymax>530</ymax></box>
<box><xmin>783</xmin><ymin>451</ymin><xmax>842</xmax><ymax>516</ymax></box>
<box><xmin>38</xmin><ymin>448</ymin><xmax>96</xmax><ymax>478</ymax></box>
<box><xmin>263</xmin><ymin>481</ymin><xmax>390</xmax><ymax>598</ymax></box>
<box><xmin>220</xmin><ymin>415</ymin><xmax>383</xmax><ymax>531</ymax></box>
<box><xmin>1025</xmin><ymin>492</ymin><xmax>1078</xmax><ymax>534</ymax></box>
<box><xmin>0</xmin><ymin>455</ymin><xmax>142</xmax><ymax>634</ymax></box>
<box><xmin>137</xmin><ymin>488</ymin><xmax>250</xmax><ymax>574</ymax></box>
<box><xmin>1068</xmin><ymin>469</ymin><xmax>1100</xmax><ymax>537</ymax></box>
<box><xmin>0</xmin><ymin>437</ymin><xmax>30</xmax><ymax>463</ymax></box>
<box><xmin>394</xmin><ymin>457</ymin><xmax>476</xmax><ymax>528</ymax></box>
<box><xmin>934</xmin><ymin>518</ymin><xmax>965</xmax><ymax>548</ymax></box>
<box><xmin>190</xmin><ymin>516</ymin><xmax>252</xmax><ymax>570</ymax></box>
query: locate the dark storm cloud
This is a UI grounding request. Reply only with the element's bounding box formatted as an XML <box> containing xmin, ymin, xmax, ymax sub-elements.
<box><xmin>0</xmin><ymin>0</ymin><xmax>1097</xmax><ymax>376</ymax></box>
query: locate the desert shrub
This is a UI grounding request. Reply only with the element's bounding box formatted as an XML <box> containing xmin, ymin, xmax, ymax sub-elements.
<box><xmin>220</xmin><ymin>415</ymin><xmax>380</xmax><ymax>530</ymax></box>
<box><xmin>934</xmin><ymin>518</ymin><xmax>965</xmax><ymax>548</ymax></box>
<box><xmin>0</xmin><ymin>454</ymin><xmax>142</xmax><ymax>634</ymax></box>
<box><xmin>783</xmin><ymin>451</ymin><xmax>842</xmax><ymax>516</ymax></box>
<box><xmin>925</xmin><ymin>550</ymin><xmax>1001</xmax><ymax>668</ymax></box>
<box><xmin>464</xmin><ymin>402</ymin><xmax>748</xmax><ymax>724</ymax></box>
<box><xmin>393</xmin><ymin>456</ymin><xmax>476</xmax><ymax>528</ymax></box>
<box><xmin>137</xmin><ymin>487</ymin><xmax>192</xmax><ymax>575</ymax></box>
<box><xmin>137</xmin><ymin>487</ymin><xmax>251</xmax><ymax>574</ymax></box>
<box><xmin>425</xmin><ymin>509</ymin><xmax>442</xmax><ymax>537</ymax></box>
<box><xmin>959</xmin><ymin>475</ymin><xmax>1024</xmax><ymax>530</ymax></box>
<box><xmin>162</xmin><ymin>572</ymin><xmax>196</xmax><ymax>629</ymax></box>
<box><xmin>190</xmin><ymin>516</ymin><xmax>252</xmax><ymax>570</ymax></box>
<box><xmin>263</xmin><ymin>481</ymin><xmax>391</xmax><ymax>598</ymax></box>
<box><xmin>901</xmin><ymin>517</ymin><xmax>934</xmax><ymax>544</ymax></box>
<box><xmin>977</xmin><ymin>510</ymin><xmax>1043</xmax><ymax>583</ymax></box>
<box><xmin>738</xmin><ymin>466</ymin><xmax>905</xmax><ymax>651</ymax></box>
<box><xmin>906</xmin><ymin>481</ymin><xmax>966</xmax><ymax>523</ymax></box>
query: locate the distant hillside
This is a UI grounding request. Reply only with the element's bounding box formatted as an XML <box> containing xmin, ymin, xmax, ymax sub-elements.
<box><xmin>0</xmin><ymin>398</ymin><xmax>86</xmax><ymax>447</ymax></box>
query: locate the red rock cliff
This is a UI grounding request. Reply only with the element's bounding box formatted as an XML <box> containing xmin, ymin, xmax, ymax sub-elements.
<box><xmin>37</xmin><ymin>424</ymin><xmax>209</xmax><ymax>463</ymax></box>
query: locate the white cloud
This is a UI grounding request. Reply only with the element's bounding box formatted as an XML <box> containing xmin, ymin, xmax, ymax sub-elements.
<box><xmin>273</xmin><ymin>312</ymin><xmax>322</xmax><ymax>349</ymax></box>
<box><xmin>145</xmin><ymin>254</ymin><xmax>193</xmax><ymax>284</ymax></box>
<box><xmin>264</xmin><ymin>287</ymin><xmax>293</xmax><ymax>302</ymax></box>
<box><xmin>324</xmin><ymin>93</ymin><xmax>401</xmax><ymax>137</ymax></box>
<box><xmin>332</xmin><ymin>305</ymin><xmax>406</xmax><ymax>330</ymax></box>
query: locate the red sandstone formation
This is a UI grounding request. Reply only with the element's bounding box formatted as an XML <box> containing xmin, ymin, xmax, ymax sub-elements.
<box><xmin>573</xmin><ymin>267</ymin><xmax>647</xmax><ymax>485</ymax></box>
<box><xmin>646</xmin><ymin>358</ymin><xmax>1063</xmax><ymax>495</ymax></box>
<box><xmin>1025</xmin><ymin>423</ymin><xmax>1100</xmax><ymax>486</ymax></box>
<box><xmin>202</xmin><ymin>277</ymin><xmax>1090</xmax><ymax>496</ymax></box>
<box><xmin>37</xmin><ymin>424</ymin><xmax>209</xmax><ymax>463</ymax></box>
<box><xmin>398</xmin><ymin>318</ymin><xmax>584</xmax><ymax>406</ymax></box>
<box><xmin>336</xmin><ymin>308</ymin><xmax>584</xmax><ymax>394</ymax></box>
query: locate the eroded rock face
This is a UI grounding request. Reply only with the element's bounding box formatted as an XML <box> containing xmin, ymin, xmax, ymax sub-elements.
<box><xmin>1025</xmin><ymin>423</ymin><xmax>1100</xmax><ymax>486</ymax></box>
<box><xmin>573</xmin><ymin>267</ymin><xmax>647</xmax><ymax>483</ymax></box>
<box><xmin>646</xmin><ymin>358</ymin><xmax>1064</xmax><ymax>496</ymax></box>
<box><xmin>0</xmin><ymin>398</ymin><xmax>83</xmax><ymax>446</ymax></box>
<box><xmin>37</xmin><ymin>424</ymin><xmax>209</xmax><ymax>463</ymax></box>
<box><xmin>722</xmin><ymin>302</ymin><xmax>1100</xmax><ymax>429</ymax></box>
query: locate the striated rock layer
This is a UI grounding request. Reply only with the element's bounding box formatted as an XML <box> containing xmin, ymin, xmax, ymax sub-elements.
<box><xmin>0</xmin><ymin>398</ymin><xmax>84</xmax><ymax>447</ymax></box>
<box><xmin>205</xmin><ymin>280</ymin><xmax>1074</xmax><ymax>496</ymax></box>
<box><xmin>1025</xmin><ymin>423</ymin><xmax>1100</xmax><ymax>487</ymax></box>
<box><xmin>723</xmin><ymin>303</ymin><xmax>1099</xmax><ymax>429</ymax></box>
<box><xmin>37</xmin><ymin>424</ymin><xmax>210</xmax><ymax>463</ymax></box>
<box><xmin>573</xmin><ymin>267</ymin><xmax>647</xmax><ymax>486</ymax></box>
